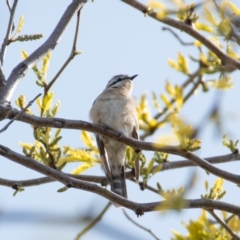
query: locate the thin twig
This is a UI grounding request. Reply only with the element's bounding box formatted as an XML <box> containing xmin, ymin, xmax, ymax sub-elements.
<box><xmin>0</xmin><ymin>93</ymin><xmax>41</xmax><ymax>133</ymax></box>
<box><xmin>6</xmin><ymin>0</ymin><xmax>16</xmax><ymax>31</ymax></box>
<box><xmin>0</xmin><ymin>0</ymin><xmax>18</xmax><ymax>65</ymax></box>
<box><xmin>75</xmin><ymin>202</ymin><xmax>111</xmax><ymax>240</ymax></box>
<box><xmin>141</xmin><ymin>70</ymin><xmax>201</xmax><ymax>140</ymax></box>
<box><xmin>225</xmin><ymin>214</ymin><xmax>235</xmax><ymax>224</ymax></box>
<box><xmin>208</xmin><ymin>209</ymin><xmax>240</xmax><ymax>240</ymax></box>
<box><xmin>123</xmin><ymin>209</ymin><xmax>160</xmax><ymax>240</ymax></box>
<box><xmin>154</xmin><ymin>70</ymin><xmax>201</xmax><ymax>120</ymax></box>
<box><xmin>6</xmin><ymin>0</ymin><xmax>12</xmax><ymax>11</ymax></box>
<box><xmin>162</xmin><ymin>27</ymin><xmax>194</xmax><ymax>46</ymax></box>
<box><xmin>45</xmin><ymin>8</ymin><xmax>82</xmax><ymax>93</ymax></box>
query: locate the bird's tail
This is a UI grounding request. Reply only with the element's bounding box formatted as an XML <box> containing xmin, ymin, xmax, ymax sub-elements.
<box><xmin>110</xmin><ymin>167</ymin><xmax>127</xmax><ymax>198</ymax></box>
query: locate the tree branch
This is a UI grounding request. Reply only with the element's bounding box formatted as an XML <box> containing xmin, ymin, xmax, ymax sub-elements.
<box><xmin>3</xmin><ymin>107</ymin><xmax>240</xmax><ymax>185</ymax></box>
<box><xmin>0</xmin><ymin>174</ymin><xmax>108</xmax><ymax>188</ymax></box>
<box><xmin>121</xmin><ymin>0</ymin><xmax>240</xmax><ymax>70</ymax></box>
<box><xmin>159</xmin><ymin>153</ymin><xmax>240</xmax><ymax>171</ymax></box>
<box><xmin>162</xmin><ymin>27</ymin><xmax>194</xmax><ymax>46</ymax></box>
<box><xmin>1</xmin><ymin>143</ymin><xmax>240</xmax><ymax>215</ymax></box>
<box><xmin>45</xmin><ymin>7</ymin><xmax>82</xmax><ymax>93</ymax></box>
<box><xmin>0</xmin><ymin>0</ymin><xmax>18</xmax><ymax>86</ymax></box>
<box><xmin>75</xmin><ymin>202</ymin><xmax>111</xmax><ymax>240</ymax></box>
<box><xmin>123</xmin><ymin>209</ymin><xmax>160</xmax><ymax>240</ymax></box>
<box><xmin>0</xmin><ymin>93</ymin><xmax>41</xmax><ymax>133</ymax></box>
<box><xmin>0</xmin><ymin>0</ymin><xmax>18</xmax><ymax>66</ymax></box>
<box><xmin>1</xmin><ymin>152</ymin><xmax>238</xmax><ymax>191</ymax></box>
<box><xmin>0</xmin><ymin>0</ymin><xmax>87</xmax><ymax>104</ymax></box>
<box><xmin>207</xmin><ymin>209</ymin><xmax>240</xmax><ymax>240</ymax></box>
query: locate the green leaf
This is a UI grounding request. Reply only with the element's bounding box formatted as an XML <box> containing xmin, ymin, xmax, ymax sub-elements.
<box><xmin>48</xmin><ymin>136</ymin><xmax>62</xmax><ymax>148</ymax></box>
<box><xmin>21</xmin><ymin>50</ymin><xmax>28</xmax><ymax>60</ymax></box>
<box><xmin>13</xmin><ymin>34</ymin><xmax>43</xmax><ymax>42</ymax></box>
<box><xmin>19</xmin><ymin>142</ymin><xmax>34</xmax><ymax>151</ymax></box>
<box><xmin>41</xmin><ymin>52</ymin><xmax>51</xmax><ymax>77</ymax></box>
<box><xmin>195</xmin><ymin>22</ymin><xmax>214</xmax><ymax>33</ymax></box>
<box><xmin>228</xmin><ymin>1</ymin><xmax>240</xmax><ymax>16</ymax></box>
<box><xmin>71</xmin><ymin>163</ymin><xmax>95</xmax><ymax>175</ymax></box>
<box><xmin>57</xmin><ymin>186</ymin><xmax>69</xmax><ymax>193</ymax></box>
<box><xmin>222</xmin><ymin>135</ymin><xmax>239</xmax><ymax>153</ymax></box>
<box><xmin>16</xmin><ymin>15</ymin><xmax>24</xmax><ymax>33</ymax></box>
<box><xmin>151</xmin><ymin>164</ymin><xmax>162</xmax><ymax>174</ymax></box>
<box><xmin>147</xmin><ymin>158</ymin><xmax>155</xmax><ymax>175</ymax></box>
<box><xmin>43</xmin><ymin>92</ymin><xmax>53</xmax><ymax>112</ymax></box>
<box><xmin>204</xmin><ymin>180</ymin><xmax>208</xmax><ymax>191</ymax></box>
<box><xmin>209</xmin><ymin>76</ymin><xmax>234</xmax><ymax>90</ymax></box>
<box><xmin>33</xmin><ymin>65</ymin><xmax>44</xmax><ymax>81</ymax></box>
<box><xmin>15</xmin><ymin>95</ymin><xmax>26</xmax><ymax>108</ymax></box>
<box><xmin>161</xmin><ymin>94</ymin><xmax>173</xmax><ymax>111</ymax></box>
<box><xmin>13</xmin><ymin>186</ymin><xmax>25</xmax><ymax>196</ymax></box>
<box><xmin>168</xmin><ymin>53</ymin><xmax>189</xmax><ymax>74</ymax></box>
<box><xmin>204</xmin><ymin>8</ymin><xmax>218</xmax><ymax>26</ymax></box>
<box><xmin>177</xmin><ymin>52</ymin><xmax>189</xmax><ymax>74</ymax></box>
<box><xmin>201</xmin><ymin>178</ymin><xmax>225</xmax><ymax>200</ymax></box>
<box><xmin>81</xmin><ymin>131</ymin><xmax>96</xmax><ymax>150</ymax></box>
<box><xmin>51</xmin><ymin>100</ymin><xmax>60</xmax><ymax>117</ymax></box>
<box><xmin>55</xmin><ymin>129</ymin><xmax>61</xmax><ymax>138</ymax></box>
<box><xmin>56</xmin><ymin>148</ymin><xmax>101</xmax><ymax>167</ymax></box>
<box><xmin>152</xmin><ymin>92</ymin><xmax>161</xmax><ymax>111</ymax></box>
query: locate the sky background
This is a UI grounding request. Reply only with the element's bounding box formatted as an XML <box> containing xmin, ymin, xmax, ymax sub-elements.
<box><xmin>1</xmin><ymin>0</ymin><xmax>240</xmax><ymax>239</ymax></box>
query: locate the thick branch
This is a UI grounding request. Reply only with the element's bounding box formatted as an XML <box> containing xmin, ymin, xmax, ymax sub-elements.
<box><xmin>2</xmin><ymin>107</ymin><xmax>240</xmax><ymax>185</ymax></box>
<box><xmin>1</xmin><ymin>153</ymin><xmax>238</xmax><ymax>189</ymax></box>
<box><xmin>0</xmin><ymin>174</ymin><xmax>108</xmax><ymax>188</ymax></box>
<box><xmin>159</xmin><ymin>153</ymin><xmax>240</xmax><ymax>171</ymax></box>
<box><xmin>121</xmin><ymin>0</ymin><xmax>240</xmax><ymax>70</ymax></box>
<box><xmin>0</xmin><ymin>0</ymin><xmax>87</xmax><ymax>103</ymax></box>
<box><xmin>1</xmin><ymin>143</ymin><xmax>240</xmax><ymax>215</ymax></box>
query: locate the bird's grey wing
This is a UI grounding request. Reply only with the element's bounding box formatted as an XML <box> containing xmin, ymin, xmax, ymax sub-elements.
<box><xmin>96</xmin><ymin>134</ymin><xmax>111</xmax><ymax>182</ymax></box>
<box><xmin>132</xmin><ymin>126</ymin><xmax>140</xmax><ymax>183</ymax></box>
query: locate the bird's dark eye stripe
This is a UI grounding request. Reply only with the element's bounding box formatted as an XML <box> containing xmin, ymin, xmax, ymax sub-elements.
<box><xmin>108</xmin><ymin>77</ymin><xmax>128</xmax><ymax>88</ymax></box>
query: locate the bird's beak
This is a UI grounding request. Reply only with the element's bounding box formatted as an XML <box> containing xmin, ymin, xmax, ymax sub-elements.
<box><xmin>130</xmin><ymin>74</ymin><xmax>138</xmax><ymax>80</ymax></box>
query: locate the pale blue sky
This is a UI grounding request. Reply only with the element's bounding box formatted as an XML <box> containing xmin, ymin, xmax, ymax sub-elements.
<box><xmin>1</xmin><ymin>1</ymin><xmax>240</xmax><ymax>239</ymax></box>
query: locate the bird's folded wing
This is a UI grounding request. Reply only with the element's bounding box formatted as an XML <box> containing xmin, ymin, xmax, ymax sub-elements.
<box><xmin>132</xmin><ymin>127</ymin><xmax>140</xmax><ymax>183</ymax></box>
<box><xmin>96</xmin><ymin>134</ymin><xmax>111</xmax><ymax>182</ymax></box>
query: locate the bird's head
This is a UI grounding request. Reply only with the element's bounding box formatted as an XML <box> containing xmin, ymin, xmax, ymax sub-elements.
<box><xmin>105</xmin><ymin>74</ymin><xmax>138</xmax><ymax>93</ymax></box>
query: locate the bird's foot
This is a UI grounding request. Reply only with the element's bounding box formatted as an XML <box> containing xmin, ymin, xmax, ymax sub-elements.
<box><xmin>118</xmin><ymin>132</ymin><xmax>123</xmax><ymax>139</ymax></box>
<box><xmin>102</xmin><ymin>124</ymin><xmax>109</xmax><ymax>131</ymax></box>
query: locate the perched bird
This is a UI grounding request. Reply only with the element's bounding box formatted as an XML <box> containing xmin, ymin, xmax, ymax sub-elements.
<box><xmin>90</xmin><ymin>74</ymin><xmax>139</xmax><ymax>199</ymax></box>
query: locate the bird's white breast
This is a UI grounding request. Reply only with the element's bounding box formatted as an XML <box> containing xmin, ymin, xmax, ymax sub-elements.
<box><xmin>90</xmin><ymin>94</ymin><xmax>137</xmax><ymax>137</ymax></box>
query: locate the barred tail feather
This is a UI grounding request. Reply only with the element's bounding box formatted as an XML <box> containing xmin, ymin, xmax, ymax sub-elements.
<box><xmin>110</xmin><ymin>170</ymin><xmax>127</xmax><ymax>198</ymax></box>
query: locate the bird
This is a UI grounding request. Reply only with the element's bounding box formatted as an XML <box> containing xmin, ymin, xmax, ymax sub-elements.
<box><xmin>89</xmin><ymin>74</ymin><xmax>140</xmax><ymax>200</ymax></box>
